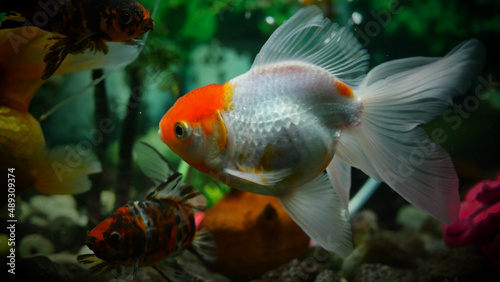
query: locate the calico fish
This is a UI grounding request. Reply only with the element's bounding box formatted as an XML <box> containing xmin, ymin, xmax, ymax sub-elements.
<box><xmin>0</xmin><ymin>0</ymin><xmax>154</xmax><ymax>79</ymax></box>
<box><xmin>78</xmin><ymin>143</ymin><xmax>216</xmax><ymax>276</ymax></box>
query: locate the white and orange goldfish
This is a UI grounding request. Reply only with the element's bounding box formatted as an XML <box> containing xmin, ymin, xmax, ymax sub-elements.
<box><xmin>159</xmin><ymin>6</ymin><xmax>485</xmax><ymax>256</ymax></box>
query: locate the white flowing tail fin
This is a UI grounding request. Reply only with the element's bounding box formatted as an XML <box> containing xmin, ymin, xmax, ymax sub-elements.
<box><xmin>336</xmin><ymin>39</ymin><xmax>485</xmax><ymax>224</ymax></box>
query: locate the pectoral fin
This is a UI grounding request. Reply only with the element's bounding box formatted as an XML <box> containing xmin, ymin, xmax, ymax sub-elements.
<box><xmin>223</xmin><ymin>167</ymin><xmax>291</xmax><ymax>186</ymax></box>
<box><xmin>77</xmin><ymin>254</ymin><xmax>113</xmax><ymax>275</ymax></box>
<box><xmin>42</xmin><ymin>34</ymin><xmax>110</xmax><ymax>79</ymax></box>
<box><xmin>122</xmin><ymin>38</ymin><xmax>144</xmax><ymax>47</ymax></box>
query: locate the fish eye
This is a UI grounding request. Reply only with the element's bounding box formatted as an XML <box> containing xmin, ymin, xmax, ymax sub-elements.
<box><xmin>174</xmin><ymin>121</ymin><xmax>191</xmax><ymax>140</ymax></box>
<box><xmin>119</xmin><ymin>11</ymin><xmax>132</xmax><ymax>24</ymax></box>
<box><xmin>107</xmin><ymin>232</ymin><xmax>122</xmax><ymax>248</ymax></box>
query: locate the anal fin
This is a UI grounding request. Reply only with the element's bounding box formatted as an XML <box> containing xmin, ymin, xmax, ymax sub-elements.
<box><xmin>326</xmin><ymin>156</ymin><xmax>352</xmax><ymax>217</ymax></box>
<box><xmin>278</xmin><ymin>173</ymin><xmax>352</xmax><ymax>257</ymax></box>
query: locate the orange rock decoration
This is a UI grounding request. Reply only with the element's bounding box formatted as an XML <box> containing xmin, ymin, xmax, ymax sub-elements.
<box><xmin>199</xmin><ymin>190</ymin><xmax>310</xmax><ymax>279</ymax></box>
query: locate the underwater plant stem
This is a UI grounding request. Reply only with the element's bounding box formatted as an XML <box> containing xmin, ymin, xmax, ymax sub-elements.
<box><xmin>39</xmin><ymin>70</ymin><xmax>113</xmax><ymax>120</ymax></box>
<box><xmin>89</xmin><ymin>69</ymin><xmax>108</xmax><ymax>222</ymax></box>
<box><xmin>178</xmin><ymin>160</ymin><xmax>191</xmax><ymax>182</ymax></box>
<box><xmin>348</xmin><ymin>178</ymin><xmax>380</xmax><ymax>215</ymax></box>
<box><xmin>115</xmin><ymin>68</ymin><xmax>144</xmax><ymax>209</ymax></box>
<box><xmin>93</xmin><ymin>69</ymin><xmax>110</xmax><ymax>148</ymax></box>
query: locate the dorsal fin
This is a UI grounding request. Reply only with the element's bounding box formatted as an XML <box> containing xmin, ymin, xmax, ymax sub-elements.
<box><xmin>148</xmin><ymin>173</ymin><xmax>207</xmax><ymax>210</ymax></box>
<box><xmin>251</xmin><ymin>5</ymin><xmax>369</xmax><ymax>87</ymax></box>
<box><xmin>147</xmin><ymin>172</ymin><xmax>183</xmax><ymax>199</ymax></box>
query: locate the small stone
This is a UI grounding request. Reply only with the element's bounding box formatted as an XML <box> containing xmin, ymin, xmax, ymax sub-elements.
<box><xmin>29</xmin><ymin>194</ymin><xmax>88</xmax><ymax>226</ymax></box>
<box><xmin>396</xmin><ymin>205</ymin><xmax>430</xmax><ymax>230</ymax></box>
<box><xmin>19</xmin><ymin>234</ymin><xmax>55</xmax><ymax>258</ymax></box>
<box><xmin>314</xmin><ymin>269</ymin><xmax>341</xmax><ymax>282</ymax></box>
<box><xmin>351</xmin><ymin>209</ymin><xmax>379</xmax><ymax>246</ymax></box>
<box><xmin>417</xmin><ymin>245</ymin><xmax>500</xmax><ymax>282</ymax></box>
<box><xmin>341</xmin><ymin>233</ymin><xmax>417</xmax><ymax>281</ymax></box>
<box><xmin>353</xmin><ymin>264</ymin><xmax>415</xmax><ymax>282</ymax></box>
<box><xmin>15</xmin><ymin>256</ymin><xmax>101</xmax><ymax>281</ymax></box>
<box><xmin>307</xmin><ymin>246</ymin><xmax>344</xmax><ymax>272</ymax></box>
<box><xmin>260</xmin><ymin>258</ymin><xmax>324</xmax><ymax>282</ymax></box>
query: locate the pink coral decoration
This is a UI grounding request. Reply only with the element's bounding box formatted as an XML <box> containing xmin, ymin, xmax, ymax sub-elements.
<box><xmin>195</xmin><ymin>212</ymin><xmax>205</xmax><ymax>229</ymax></box>
<box><xmin>443</xmin><ymin>171</ymin><xmax>500</xmax><ymax>267</ymax></box>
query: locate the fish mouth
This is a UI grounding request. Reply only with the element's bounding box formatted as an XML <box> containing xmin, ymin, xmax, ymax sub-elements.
<box><xmin>85</xmin><ymin>236</ymin><xmax>98</xmax><ymax>251</ymax></box>
<box><xmin>140</xmin><ymin>18</ymin><xmax>155</xmax><ymax>32</ymax></box>
<box><xmin>85</xmin><ymin>236</ymin><xmax>110</xmax><ymax>261</ymax></box>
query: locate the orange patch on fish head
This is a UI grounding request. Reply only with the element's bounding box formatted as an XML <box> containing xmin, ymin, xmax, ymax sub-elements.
<box><xmin>86</xmin><ymin>206</ymin><xmax>146</xmax><ymax>264</ymax></box>
<box><xmin>159</xmin><ymin>83</ymin><xmax>234</xmax><ymax>173</ymax></box>
<box><xmin>101</xmin><ymin>1</ymin><xmax>154</xmax><ymax>42</ymax></box>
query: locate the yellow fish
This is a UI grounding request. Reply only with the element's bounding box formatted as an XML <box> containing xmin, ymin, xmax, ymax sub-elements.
<box><xmin>0</xmin><ymin>26</ymin><xmax>141</xmax><ymax>198</ymax></box>
<box><xmin>0</xmin><ymin>106</ymin><xmax>101</xmax><ymax>196</ymax></box>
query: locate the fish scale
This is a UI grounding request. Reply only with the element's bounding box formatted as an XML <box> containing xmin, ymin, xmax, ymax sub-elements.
<box><xmin>132</xmin><ymin>198</ymin><xmax>195</xmax><ymax>265</ymax></box>
<box><xmin>222</xmin><ymin>62</ymin><xmax>359</xmax><ymax>190</ymax></box>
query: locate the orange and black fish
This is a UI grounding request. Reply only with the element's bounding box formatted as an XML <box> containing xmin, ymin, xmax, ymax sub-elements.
<box><xmin>78</xmin><ymin>143</ymin><xmax>216</xmax><ymax>277</ymax></box>
<box><xmin>0</xmin><ymin>0</ymin><xmax>154</xmax><ymax>79</ymax></box>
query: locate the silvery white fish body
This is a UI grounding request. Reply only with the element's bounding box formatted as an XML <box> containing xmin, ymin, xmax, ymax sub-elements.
<box><xmin>224</xmin><ymin>59</ymin><xmax>363</xmax><ymax>191</ymax></box>
<box><xmin>159</xmin><ymin>6</ymin><xmax>485</xmax><ymax>256</ymax></box>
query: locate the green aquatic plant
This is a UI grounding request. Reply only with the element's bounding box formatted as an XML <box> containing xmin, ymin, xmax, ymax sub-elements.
<box><xmin>365</xmin><ymin>0</ymin><xmax>500</xmax><ymax>54</ymax></box>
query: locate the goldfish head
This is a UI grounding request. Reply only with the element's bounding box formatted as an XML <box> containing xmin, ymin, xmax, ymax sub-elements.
<box><xmin>86</xmin><ymin>206</ymin><xmax>146</xmax><ymax>264</ymax></box>
<box><xmin>101</xmin><ymin>0</ymin><xmax>154</xmax><ymax>42</ymax></box>
<box><xmin>159</xmin><ymin>83</ymin><xmax>234</xmax><ymax>173</ymax></box>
